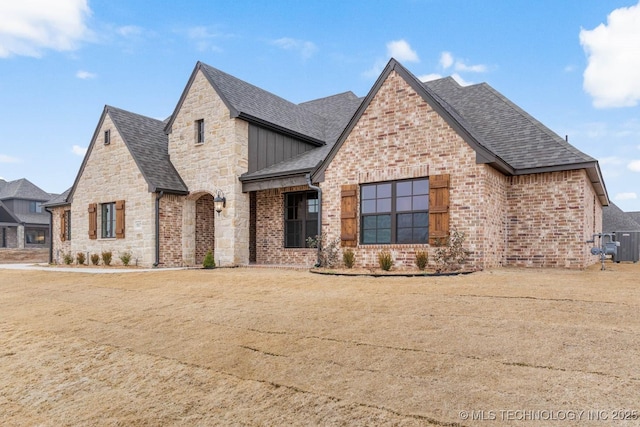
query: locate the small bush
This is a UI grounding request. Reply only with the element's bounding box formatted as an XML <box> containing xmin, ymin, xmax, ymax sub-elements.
<box><xmin>203</xmin><ymin>249</ymin><xmax>215</xmax><ymax>269</ymax></box>
<box><xmin>433</xmin><ymin>229</ymin><xmax>470</xmax><ymax>272</ymax></box>
<box><xmin>76</xmin><ymin>252</ymin><xmax>86</xmax><ymax>265</ymax></box>
<box><xmin>101</xmin><ymin>251</ymin><xmax>113</xmax><ymax>266</ymax></box>
<box><xmin>63</xmin><ymin>252</ymin><xmax>74</xmax><ymax>265</ymax></box>
<box><xmin>343</xmin><ymin>249</ymin><xmax>355</xmax><ymax>269</ymax></box>
<box><xmin>415</xmin><ymin>250</ymin><xmax>428</xmax><ymax>271</ymax></box>
<box><xmin>119</xmin><ymin>251</ymin><xmax>132</xmax><ymax>267</ymax></box>
<box><xmin>90</xmin><ymin>253</ymin><xmax>100</xmax><ymax>265</ymax></box>
<box><xmin>377</xmin><ymin>250</ymin><xmax>394</xmax><ymax>271</ymax></box>
<box><xmin>306</xmin><ymin>233</ymin><xmax>341</xmax><ymax>268</ymax></box>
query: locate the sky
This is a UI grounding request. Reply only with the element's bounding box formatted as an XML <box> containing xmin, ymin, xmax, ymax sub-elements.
<box><xmin>0</xmin><ymin>0</ymin><xmax>639</xmax><ymax>211</ymax></box>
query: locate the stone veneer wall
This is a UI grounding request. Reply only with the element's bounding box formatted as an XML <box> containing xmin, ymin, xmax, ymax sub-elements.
<box><xmin>195</xmin><ymin>194</ymin><xmax>215</xmax><ymax>264</ymax></box>
<box><xmin>168</xmin><ymin>69</ymin><xmax>249</xmax><ymax>266</ymax></box>
<box><xmin>255</xmin><ymin>185</ymin><xmax>317</xmax><ymax>266</ymax></box>
<box><xmin>70</xmin><ymin>114</ymin><xmax>156</xmax><ymax>266</ymax></box>
<box><xmin>159</xmin><ymin>194</ymin><xmax>183</xmax><ymax>267</ymax></box>
<box><xmin>320</xmin><ymin>70</ymin><xmax>492</xmax><ymax>270</ymax></box>
<box><xmin>2</xmin><ymin>227</ymin><xmax>18</xmax><ymax>248</ymax></box>
<box><xmin>506</xmin><ymin>170</ymin><xmax>600</xmax><ymax>268</ymax></box>
<box><xmin>49</xmin><ymin>206</ymin><xmax>71</xmax><ymax>264</ymax></box>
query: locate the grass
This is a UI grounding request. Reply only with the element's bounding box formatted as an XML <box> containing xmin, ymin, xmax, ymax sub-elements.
<box><xmin>0</xmin><ymin>263</ymin><xmax>638</xmax><ymax>426</ymax></box>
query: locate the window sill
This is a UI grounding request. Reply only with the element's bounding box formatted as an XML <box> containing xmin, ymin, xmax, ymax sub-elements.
<box><xmin>358</xmin><ymin>243</ymin><xmax>430</xmax><ymax>249</ymax></box>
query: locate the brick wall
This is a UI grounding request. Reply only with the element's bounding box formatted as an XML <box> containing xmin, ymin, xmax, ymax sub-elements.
<box><xmin>255</xmin><ymin>185</ymin><xmax>317</xmax><ymax>266</ymax></box>
<box><xmin>159</xmin><ymin>194</ymin><xmax>183</xmax><ymax>267</ymax></box>
<box><xmin>506</xmin><ymin>170</ymin><xmax>599</xmax><ymax>268</ymax></box>
<box><xmin>320</xmin><ymin>70</ymin><xmax>489</xmax><ymax>270</ymax></box>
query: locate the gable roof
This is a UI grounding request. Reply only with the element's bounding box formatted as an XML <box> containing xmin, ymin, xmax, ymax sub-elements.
<box><xmin>44</xmin><ymin>188</ymin><xmax>71</xmax><ymax>208</ymax></box>
<box><xmin>240</xmin><ymin>91</ymin><xmax>362</xmax><ymax>183</ymax></box>
<box><xmin>165</xmin><ymin>62</ymin><xmax>340</xmax><ymax>146</ymax></box>
<box><xmin>602</xmin><ymin>202</ymin><xmax>640</xmax><ymax>232</ymax></box>
<box><xmin>68</xmin><ymin>106</ymin><xmax>188</xmax><ymax>202</ymax></box>
<box><xmin>0</xmin><ymin>199</ymin><xmax>20</xmax><ymax>224</ymax></box>
<box><xmin>311</xmin><ymin>58</ymin><xmax>608</xmax><ymax>205</ymax></box>
<box><xmin>0</xmin><ymin>178</ymin><xmax>51</xmax><ymax>201</ymax></box>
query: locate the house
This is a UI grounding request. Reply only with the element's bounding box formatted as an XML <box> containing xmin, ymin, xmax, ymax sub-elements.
<box><xmin>602</xmin><ymin>202</ymin><xmax>640</xmax><ymax>233</ymax></box>
<box><xmin>48</xmin><ymin>58</ymin><xmax>608</xmax><ymax>269</ymax></box>
<box><xmin>0</xmin><ymin>178</ymin><xmax>53</xmax><ymax>249</ymax></box>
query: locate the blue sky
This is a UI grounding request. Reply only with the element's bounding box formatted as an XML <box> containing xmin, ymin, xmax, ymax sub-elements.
<box><xmin>1</xmin><ymin>0</ymin><xmax>639</xmax><ymax>211</ymax></box>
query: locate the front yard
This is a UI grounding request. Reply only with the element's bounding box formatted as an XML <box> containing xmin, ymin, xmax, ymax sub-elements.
<box><xmin>0</xmin><ymin>264</ymin><xmax>638</xmax><ymax>426</ymax></box>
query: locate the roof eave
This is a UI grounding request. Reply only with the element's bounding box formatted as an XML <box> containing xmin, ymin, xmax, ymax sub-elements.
<box><xmin>239</xmin><ymin>167</ymin><xmax>314</xmax><ymax>183</ymax></box>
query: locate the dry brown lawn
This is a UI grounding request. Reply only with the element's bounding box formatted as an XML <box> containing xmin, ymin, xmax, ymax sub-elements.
<box><xmin>1</xmin><ymin>263</ymin><xmax>639</xmax><ymax>426</ymax></box>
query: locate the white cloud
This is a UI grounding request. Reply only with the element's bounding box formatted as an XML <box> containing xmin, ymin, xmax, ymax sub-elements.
<box><xmin>580</xmin><ymin>2</ymin><xmax>640</xmax><ymax>108</ymax></box>
<box><xmin>599</xmin><ymin>156</ymin><xmax>625</xmax><ymax>165</ymax></box>
<box><xmin>439</xmin><ymin>51</ymin><xmax>453</xmax><ymax>69</ymax></box>
<box><xmin>0</xmin><ymin>0</ymin><xmax>91</xmax><ymax>58</ymax></box>
<box><xmin>628</xmin><ymin>159</ymin><xmax>640</xmax><ymax>171</ymax></box>
<box><xmin>0</xmin><ymin>154</ymin><xmax>20</xmax><ymax>163</ymax></box>
<box><xmin>117</xmin><ymin>25</ymin><xmax>143</xmax><ymax>38</ymax></box>
<box><xmin>564</xmin><ymin>65</ymin><xmax>576</xmax><ymax>73</ymax></box>
<box><xmin>76</xmin><ymin>70</ymin><xmax>96</xmax><ymax>79</ymax></box>
<box><xmin>454</xmin><ymin>60</ymin><xmax>487</xmax><ymax>73</ymax></box>
<box><xmin>614</xmin><ymin>192</ymin><xmax>638</xmax><ymax>200</ymax></box>
<box><xmin>419</xmin><ymin>73</ymin><xmax>443</xmax><ymax>82</ymax></box>
<box><xmin>386</xmin><ymin>39</ymin><xmax>419</xmax><ymax>62</ymax></box>
<box><xmin>186</xmin><ymin>26</ymin><xmax>223</xmax><ymax>52</ymax></box>
<box><xmin>451</xmin><ymin>73</ymin><xmax>474</xmax><ymax>86</ymax></box>
<box><xmin>71</xmin><ymin>145</ymin><xmax>87</xmax><ymax>156</ymax></box>
<box><xmin>272</xmin><ymin>37</ymin><xmax>317</xmax><ymax>59</ymax></box>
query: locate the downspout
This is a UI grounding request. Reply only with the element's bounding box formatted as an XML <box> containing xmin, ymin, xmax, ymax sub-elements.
<box><xmin>45</xmin><ymin>207</ymin><xmax>53</xmax><ymax>264</ymax></box>
<box><xmin>153</xmin><ymin>191</ymin><xmax>164</xmax><ymax>267</ymax></box>
<box><xmin>305</xmin><ymin>174</ymin><xmax>322</xmax><ymax>267</ymax></box>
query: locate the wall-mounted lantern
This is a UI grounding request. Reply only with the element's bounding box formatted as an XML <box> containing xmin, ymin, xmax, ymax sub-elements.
<box><xmin>213</xmin><ymin>190</ymin><xmax>226</xmax><ymax>216</ymax></box>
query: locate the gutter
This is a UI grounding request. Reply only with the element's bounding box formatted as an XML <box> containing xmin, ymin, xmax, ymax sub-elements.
<box><xmin>153</xmin><ymin>191</ymin><xmax>164</xmax><ymax>267</ymax></box>
<box><xmin>44</xmin><ymin>207</ymin><xmax>53</xmax><ymax>264</ymax></box>
<box><xmin>305</xmin><ymin>174</ymin><xmax>322</xmax><ymax>267</ymax></box>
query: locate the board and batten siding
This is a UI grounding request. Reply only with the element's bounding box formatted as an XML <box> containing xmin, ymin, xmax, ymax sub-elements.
<box><xmin>247</xmin><ymin>124</ymin><xmax>316</xmax><ymax>173</ymax></box>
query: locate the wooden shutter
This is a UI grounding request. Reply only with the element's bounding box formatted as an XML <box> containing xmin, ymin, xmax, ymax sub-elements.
<box><xmin>341</xmin><ymin>184</ymin><xmax>358</xmax><ymax>247</ymax></box>
<box><xmin>115</xmin><ymin>200</ymin><xmax>125</xmax><ymax>239</ymax></box>
<box><xmin>429</xmin><ymin>174</ymin><xmax>450</xmax><ymax>245</ymax></box>
<box><xmin>60</xmin><ymin>211</ymin><xmax>66</xmax><ymax>242</ymax></box>
<box><xmin>88</xmin><ymin>203</ymin><xmax>97</xmax><ymax>240</ymax></box>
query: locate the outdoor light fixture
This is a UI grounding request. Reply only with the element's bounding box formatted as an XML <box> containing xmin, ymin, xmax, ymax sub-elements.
<box><xmin>213</xmin><ymin>190</ymin><xmax>226</xmax><ymax>215</ymax></box>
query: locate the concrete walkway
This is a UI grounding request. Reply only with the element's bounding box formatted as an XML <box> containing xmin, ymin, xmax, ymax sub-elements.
<box><xmin>0</xmin><ymin>263</ymin><xmax>186</xmax><ymax>274</ymax></box>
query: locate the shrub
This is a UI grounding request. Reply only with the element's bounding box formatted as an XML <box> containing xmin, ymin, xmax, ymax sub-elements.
<box><xmin>306</xmin><ymin>233</ymin><xmax>341</xmax><ymax>268</ymax></box>
<box><xmin>63</xmin><ymin>252</ymin><xmax>74</xmax><ymax>265</ymax></box>
<box><xmin>343</xmin><ymin>249</ymin><xmax>355</xmax><ymax>269</ymax></box>
<box><xmin>415</xmin><ymin>250</ymin><xmax>428</xmax><ymax>271</ymax></box>
<box><xmin>101</xmin><ymin>251</ymin><xmax>113</xmax><ymax>266</ymax></box>
<box><xmin>377</xmin><ymin>250</ymin><xmax>394</xmax><ymax>271</ymax></box>
<box><xmin>433</xmin><ymin>229</ymin><xmax>470</xmax><ymax>272</ymax></box>
<box><xmin>90</xmin><ymin>253</ymin><xmax>100</xmax><ymax>265</ymax></box>
<box><xmin>119</xmin><ymin>251</ymin><xmax>132</xmax><ymax>267</ymax></box>
<box><xmin>76</xmin><ymin>252</ymin><xmax>86</xmax><ymax>265</ymax></box>
<box><xmin>203</xmin><ymin>249</ymin><xmax>215</xmax><ymax>269</ymax></box>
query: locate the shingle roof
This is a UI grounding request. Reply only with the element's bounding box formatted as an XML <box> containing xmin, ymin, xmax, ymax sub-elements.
<box><xmin>602</xmin><ymin>202</ymin><xmax>640</xmax><ymax>232</ymax></box>
<box><xmin>107</xmin><ymin>106</ymin><xmax>188</xmax><ymax>194</ymax></box>
<box><xmin>423</xmin><ymin>78</ymin><xmax>595</xmax><ymax>170</ymax></box>
<box><xmin>44</xmin><ymin>188</ymin><xmax>71</xmax><ymax>207</ymax></box>
<box><xmin>628</xmin><ymin>211</ymin><xmax>640</xmax><ymax>225</ymax></box>
<box><xmin>14</xmin><ymin>212</ymin><xmax>49</xmax><ymax>225</ymax></box>
<box><xmin>197</xmin><ymin>63</ymin><xmax>330</xmax><ymax>143</ymax></box>
<box><xmin>0</xmin><ymin>178</ymin><xmax>51</xmax><ymax>201</ymax></box>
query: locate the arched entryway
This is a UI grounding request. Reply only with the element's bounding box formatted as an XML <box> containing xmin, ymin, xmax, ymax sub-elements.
<box><xmin>195</xmin><ymin>193</ymin><xmax>215</xmax><ymax>264</ymax></box>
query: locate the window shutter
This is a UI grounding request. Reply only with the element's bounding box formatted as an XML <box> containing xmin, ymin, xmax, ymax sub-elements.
<box><xmin>88</xmin><ymin>203</ymin><xmax>97</xmax><ymax>240</ymax></box>
<box><xmin>429</xmin><ymin>174</ymin><xmax>450</xmax><ymax>245</ymax></box>
<box><xmin>60</xmin><ymin>211</ymin><xmax>66</xmax><ymax>242</ymax></box>
<box><xmin>115</xmin><ymin>200</ymin><xmax>125</xmax><ymax>239</ymax></box>
<box><xmin>340</xmin><ymin>184</ymin><xmax>358</xmax><ymax>247</ymax></box>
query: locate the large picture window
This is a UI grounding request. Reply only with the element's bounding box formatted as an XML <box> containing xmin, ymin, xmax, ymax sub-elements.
<box><xmin>25</xmin><ymin>228</ymin><xmax>46</xmax><ymax>244</ymax></box>
<box><xmin>361</xmin><ymin>178</ymin><xmax>429</xmax><ymax>244</ymax></box>
<box><xmin>284</xmin><ymin>191</ymin><xmax>318</xmax><ymax>248</ymax></box>
<box><xmin>101</xmin><ymin>202</ymin><xmax>116</xmax><ymax>238</ymax></box>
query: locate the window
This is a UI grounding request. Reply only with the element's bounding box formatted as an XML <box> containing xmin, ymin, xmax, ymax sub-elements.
<box><xmin>25</xmin><ymin>228</ymin><xmax>46</xmax><ymax>244</ymax></box>
<box><xmin>101</xmin><ymin>202</ymin><xmax>116</xmax><ymax>238</ymax></box>
<box><xmin>195</xmin><ymin>119</ymin><xmax>205</xmax><ymax>144</ymax></box>
<box><xmin>104</xmin><ymin>129</ymin><xmax>111</xmax><ymax>145</ymax></box>
<box><xmin>29</xmin><ymin>201</ymin><xmax>42</xmax><ymax>213</ymax></box>
<box><xmin>284</xmin><ymin>191</ymin><xmax>318</xmax><ymax>248</ymax></box>
<box><xmin>361</xmin><ymin>178</ymin><xmax>429</xmax><ymax>244</ymax></box>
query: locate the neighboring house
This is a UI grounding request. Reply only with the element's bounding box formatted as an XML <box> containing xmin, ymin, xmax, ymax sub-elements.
<box><xmin>602</xmin><ymin>202</ymin><xmax>640</xmax><ymax>233</ymax></box>
<box><xmin>0</xmin><ymin>178</ymin><xmax>53</xmax><ymax>249</ymax></box>
<box><xmin>48</xmin><ymin>58</ymin><xmax>608</xmax><ymax>269</ymax></box>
